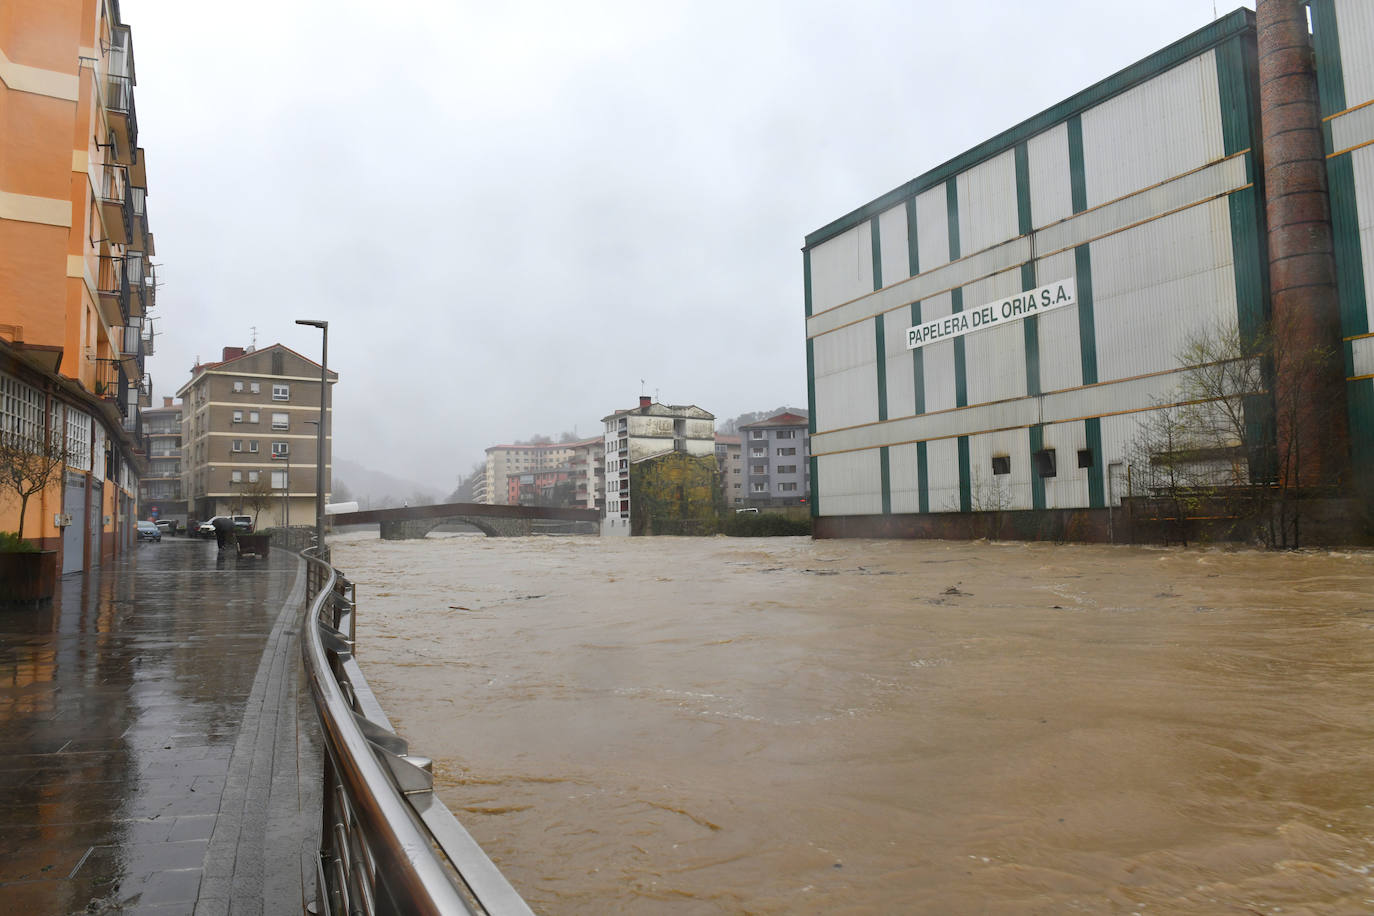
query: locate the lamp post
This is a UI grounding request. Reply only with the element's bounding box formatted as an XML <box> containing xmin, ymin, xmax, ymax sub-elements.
<box><xmin>295</xmin><ymin>319</ymin><xmax>328</xmax><ymax>553</ymax></box>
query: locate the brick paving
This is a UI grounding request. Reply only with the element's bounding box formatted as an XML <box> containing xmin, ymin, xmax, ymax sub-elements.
<box><xmin>0</xmin><ymin>537</ymin><xmax>322</xmax><ymax>915</ymax></box>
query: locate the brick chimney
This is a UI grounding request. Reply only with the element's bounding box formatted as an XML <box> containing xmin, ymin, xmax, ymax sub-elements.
<box><xmin>163</xmin><ymin>396</ymin><xmax>173</xmax><ymax>408</ymax></box>
<box><xmin>1257</xmin><ymin>0</ymin><xmax>1350</xmax><ymax>486</ymax></box>
<box><xmin>639</xmin><ymin>396</ymin><xmax>652</xmax><ymax>408</ymax></box>
<box><xmin>222</xmin><ymin>346</ymin><xmax>245</xmax><ymax>361</ymax></box>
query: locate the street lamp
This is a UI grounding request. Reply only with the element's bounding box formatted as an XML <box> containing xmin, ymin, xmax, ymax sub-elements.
<box><xmin>295</xmin><ymin>319</ymin><xmax>328</xmax><ymax>554</ymax></box>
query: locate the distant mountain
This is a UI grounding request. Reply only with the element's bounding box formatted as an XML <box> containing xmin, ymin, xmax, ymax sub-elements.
<box><xmin>333</xmin><ymin>458</ymin><xmax>442</xmax><ymax>510</ymax></box>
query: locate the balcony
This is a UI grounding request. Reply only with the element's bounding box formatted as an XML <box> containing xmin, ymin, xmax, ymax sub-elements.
<box><xmin>127</xmin><ymin>184</ymin><xmax>149</xmax><ymax>253</ymax></box>
<box><xmin>97</xmin><ymin>255</ymin><xmax>130</xmax><ymax>328</ymax></box>
<box><xmin>94</xmin><ymin>358</ymin><xmax>129</xmax><ymax>417</ymax></box>
<box><xmin>105</xmin><ymin>27</ymin><xmax>138</xmax><ymax>161</ymax></box>
<box><xmin>97</xmin><ymin>164</ymin><xmax>131</xmax><ymax>245</ymax></box>
<box><xmin>125</xmin><ymin>254</ymin><xmax>149</xmax><ymax>318</ymax></box>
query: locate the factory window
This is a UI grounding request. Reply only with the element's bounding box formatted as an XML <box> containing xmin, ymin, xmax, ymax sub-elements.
<box><xmin>1034</xmin><ymin>448</ymin><xmax>1057</xmax><ymax>478</ymax></box>
<box><xmin>991</xmin><ymin>455</ymin><xmax>1011</xmax><ymax>475</ymax></box>
<box><xmin>1077</xmin><ymin>448</ymin><xmax>1094</xmax><ymax>468</ymax></box>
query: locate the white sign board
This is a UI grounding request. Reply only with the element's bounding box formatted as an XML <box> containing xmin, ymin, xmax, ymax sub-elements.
<box><xmin>906</xmin><ymin>278</ymin><xmax>1077</xmax><ymax>350</ymax></box>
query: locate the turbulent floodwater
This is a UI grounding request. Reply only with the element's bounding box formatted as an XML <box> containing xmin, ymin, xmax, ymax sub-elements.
<box><xmin>334</xmin><ymin>532</ymin><xmax>1374</xmax><ymax>915</ymax></box>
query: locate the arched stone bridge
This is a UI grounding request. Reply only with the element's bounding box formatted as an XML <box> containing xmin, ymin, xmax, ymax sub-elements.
<box><xmin>329</xmin><ymin>502</ymin><xmax>600</xmax><ymax>539</ymax></box>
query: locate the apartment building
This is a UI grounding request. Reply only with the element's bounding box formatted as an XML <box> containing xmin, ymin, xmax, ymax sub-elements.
<box><xmin>139</xmin><ymin>396</ymin><xmax>185</xmax><ymax>527</ymax></box>
<box><xmin>177</xmin><ymin>345</ymin><xmax>336</xmax><ymax>527</ymax></box>
<box><xmin>482</xmin><ymin>441</ymin><xmax>576</xmax><ymax>505</ymax></box>
<box><xmin>739</xmin><ymin>413</ymin><xmax>810</xmax><ymax>507</ymax></box>
<box><xmin>714</xmin><ymin>434</ymin><xmax>742</xmax><ymax>507</ymax></box>
<box><xmin>602</xmin><ymin>396</ymin><xmax>715</xmax><ymax>536</ymax></box>
<box><xmin>568</xmin><ymin>437</ymin><xmax>605</xmax><ymax>510</ymax></box>
<box><xmin>0</xmin><ymin>0</ymin><xmax>157</xmax><ymax>571</ymax></box>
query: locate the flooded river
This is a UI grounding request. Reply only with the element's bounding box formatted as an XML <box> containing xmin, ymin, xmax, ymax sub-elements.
<box><xmin>333</xmin><ymin>532</ymin><xmax>1374</xmax><ymax>914</ymax></box>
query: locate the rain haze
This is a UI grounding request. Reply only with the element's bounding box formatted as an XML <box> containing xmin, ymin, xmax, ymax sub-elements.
<box><xmin>124</xmin><ymin>0</ymin><xmax>1255</xmax><ymax>494</ymax></box>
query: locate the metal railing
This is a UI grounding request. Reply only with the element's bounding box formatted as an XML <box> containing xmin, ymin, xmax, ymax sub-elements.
<box><xmin>300</xmin><ymin>547</ymin><xmax>535</xmax><ymax>916</ymax></box>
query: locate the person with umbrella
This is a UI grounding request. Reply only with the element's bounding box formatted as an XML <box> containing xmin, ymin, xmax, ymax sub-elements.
<box><xmin>211</xmin><ymin>516</ymin><xmax>238</xmax><ymax>552</ymax></box>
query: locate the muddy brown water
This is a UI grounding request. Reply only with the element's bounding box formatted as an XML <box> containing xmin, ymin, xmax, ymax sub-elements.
<box><xmin>334</xmin><ymin>532</ymin><xmax>1374</xmax><ymax>915</ymax></box>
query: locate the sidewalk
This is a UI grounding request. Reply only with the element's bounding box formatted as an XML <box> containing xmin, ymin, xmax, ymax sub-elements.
<box><xmin>0</xmin><ymin>536</ymin><xmax>322</xmax><ymax>915</ymax></box>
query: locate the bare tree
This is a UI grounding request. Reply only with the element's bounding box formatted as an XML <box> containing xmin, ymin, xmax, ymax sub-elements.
<box><xmin>0</xmin><ymin>429</ymin><xmax>72</xmax><ymax>542</ymax></box>
<box><xmin>238</xmin><ymin>475</ymin><xmax>276</xmax><ymax>528</ymax></box>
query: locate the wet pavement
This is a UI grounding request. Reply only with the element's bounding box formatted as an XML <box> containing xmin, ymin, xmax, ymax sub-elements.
<box><xmin>0</xmin><ymin>536</ymin><xmax>322</xmax><ymax>915</ymax></box>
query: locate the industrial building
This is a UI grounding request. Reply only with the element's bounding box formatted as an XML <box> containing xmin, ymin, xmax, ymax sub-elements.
<box><xmin>803</xmin><ymin>4</ymin><xmax>1371</xmax><ymax>540</ymax></box>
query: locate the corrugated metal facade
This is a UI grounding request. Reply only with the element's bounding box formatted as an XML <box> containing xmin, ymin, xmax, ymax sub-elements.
<box><xmin>1314</xmin><ymin>0</ymin><xmax>1374</xmax><ymax>483</ymax></box>
<box><xmin>803</xmin><ymin>10</ymin><xmax>1268</xmax><ymax>526</ymax></box>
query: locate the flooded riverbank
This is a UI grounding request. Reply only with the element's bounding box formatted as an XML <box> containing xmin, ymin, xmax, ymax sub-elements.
<box><xmin>335</xmin><ymin>533</ymin><xmax>1374</xmax><ymax>914</ymax></box>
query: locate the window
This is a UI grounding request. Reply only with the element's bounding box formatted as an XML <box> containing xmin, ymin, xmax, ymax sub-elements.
<box><xmin>991</xmin><ymin>455</ymin><xmax>1011</xmax><ymax>475</ymax></box>
<box><xmin>271</xmin><ymin>412</ymin><xmax>289</xmax><ymax>430</ymax></box>
<box><xmin>1077</xmin><ymin>448</ymin><xmax>1094</xmax><ymax>469</ymax></box>
<box><xmin>752</xmin><ymin>464</ymin><xmax>766</xmax><ymax>475</ymax></box>
<box><xmin>250</xmin><ymin>382</ymin><xmax>260</xmax><ymax>394</ymax></box>
<box><xmin>733</xmin><ymin>467</ymin><xmax>740</xmax><ymax>474</ymax></box>
<box><xmin>231</xmin><ymin>470</ymin><xmax>242</xmax><ymax>483</ymax></box>
<box><xmin>231</xmin><ymin>439</ymin><xmax>242</xmax><ymax>452</ymax></box>
<box><xmin>273</xmin><ymin>384</ymin><xmax>289</xmax><ymax>401</ymax></box>
<box><xmin>248</xmin><ymin>440</ymin><xmax>259</xmax><ymax>453</ymax></box>
<box><xmin>776</xmin><ymin>430</ymin><xmax>796</xmax><ymax>439</ymax></box>
<box><xmin>777</xmin><ymin>447</ymin><xmax>796</xmax><ymax>456</ymax></box>
<box><xmin>751</xmin><ymin>448</ymin><xmax>765</xmax><ymax>457</ymax></box>
<box><xmin>751</xmin><ymin>430</ymin><xmax>765</xmax><ymax>439</ymax></box>
<box><xmin>272</xmin><ymin>441</ymin><xmax>289</xmax><ymax>458</ymax></box>
<box><xmin>248</xmin><ymin>471</ymin><xmax>259</xmax><ymax>483</ymax></box>
<box><xmin>233</xmin><ymin>380</ymin><xmax>244</xmax><ymax>392</ymax></box>
<box><xmin>249</xmin><ymin>410</ymin><xmax>260</xmax><ymax>424</ymax></box>
<box><xmin>777</xmin><ymin>464</ymin><xmax>797</xmax><ymax>474</ymax></box>
<box><xmin>752</xmin><ymin>482</ymin><xmax>767</xmax><ymax>492</ymax></box>
<box><xmin>779</xmin><ymin>482</ymin><xmax>798</xmax><ymax>492</ymax></box>
<box><xmin>232</xmin><ymin>410</ymin><xmax>243</xmax><ymax>423</ymax></box>
<box><xmin>1034</xmin><ymin>448</ymin><xmax>1057</xmax><ymax>478</ymax></box>
<box><xmin>271</xmin><ymin>470</ymin><xmax>287</xmax><ymax>489</ymax></box>
<box><xmin>733</xmin><ymin>483</ymin><xmax>741</xmax><ymax>489</ymax></box>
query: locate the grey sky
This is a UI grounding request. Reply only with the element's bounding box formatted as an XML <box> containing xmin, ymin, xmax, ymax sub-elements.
<box><xmin>124</xmin><ymin>0</ymin><xmax>1254</xmax><ymax>490</ymax></box>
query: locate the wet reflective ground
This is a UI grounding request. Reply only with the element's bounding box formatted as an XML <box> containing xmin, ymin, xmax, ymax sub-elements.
<box><xmin>0</xmin><ymin>537</ymin><xmax>316</xmax><ymax>915</ymax></box>
<box><xmin>341</xmin><ymin>534</ymin><xmax>1374</xmax><ymax>915</ymax></box>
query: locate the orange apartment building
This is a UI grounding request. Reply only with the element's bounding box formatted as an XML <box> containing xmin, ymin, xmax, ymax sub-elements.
<box><xmin>0</xmin><ymin>0</ymin><xmax>154</xmax><ymax>573</ymax></box>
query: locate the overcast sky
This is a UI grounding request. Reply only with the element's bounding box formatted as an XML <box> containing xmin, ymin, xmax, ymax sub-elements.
<box><xmin>123</xmin><ymin>0</ymin><xmax>1254</xmax><ymax>491</ymax></box>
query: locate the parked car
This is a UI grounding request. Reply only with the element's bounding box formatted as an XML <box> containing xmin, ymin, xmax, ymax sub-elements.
<box><xmin>153</xmin><ymin>519</ymin><xmax>174</xmax><ymax>535</ymax></box>
<box><xmin>197</xmin><ymin>515</ymin><xmax>254</xmax><ymax>537</ymax></box>
<box><xmin>136</xmin><ymin>520</ymin><xmax>162</xmax><ymax>542</ymax></box>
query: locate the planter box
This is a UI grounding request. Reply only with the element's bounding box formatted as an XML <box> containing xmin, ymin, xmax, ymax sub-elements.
<box><xmin>0</xmin><ymin>550</ymin><xmax>58</xmax><ymax>603</ymax></box>
<box><xmin>236</xmin><ymin>534</ymin><xmax>271</xmax><ymax>557</ymax></box>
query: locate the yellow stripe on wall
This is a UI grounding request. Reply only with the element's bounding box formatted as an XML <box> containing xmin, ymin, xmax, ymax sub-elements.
<box><xmin>0</xmin><ymin>190</ymin><xmax>72</xmax><ymax>227</ymax></box>
<box><xmin>0</xmin><ymin>47</ymin><xmax>79</xmax><ymax>101</ymax></box>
